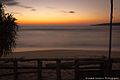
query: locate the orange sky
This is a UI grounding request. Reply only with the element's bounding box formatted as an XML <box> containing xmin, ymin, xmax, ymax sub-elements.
<box><xmin>5</xmin><ymin>0</ymin><xmax>120</xmax><ymax>25</ymax></box>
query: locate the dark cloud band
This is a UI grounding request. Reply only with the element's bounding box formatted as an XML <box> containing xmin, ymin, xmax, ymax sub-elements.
<box><xmin>69</xmin><ymin>11</ymin><xmax>75</xmax><ymax>13</ymax></box>
<box><xmin>2</xmin><ymin>0</ymin><xmax>36</xmax><ymax>11</ymax></box>
<box><xmin>5</xmin><ymin>2</ymin><xmax>19</xmax><ymax>6</ymax></box>
<box><xmin>61</xmin><ymin>10</ymin><xmax>75</xmax><ymax>14</ymax></box>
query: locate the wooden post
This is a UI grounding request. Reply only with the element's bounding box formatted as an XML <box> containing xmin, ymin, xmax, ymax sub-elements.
<box><xmin>56</xmin><ymin>59</ymin><xmax>61</xmax><ymax>80</ymax></box>
<box><xmin>37</xmin><ymin>60</ymin><xmax>42</xmax><ymax>80</ymax></box>
<box><xmin>102</xmin><ymin>59</ymin><xmax>107</xmax><ymax>76</ymax></box>
<box><xmin>109</xmin><ymin>0</ymin><xmax>113</xmax><ymax>61</ymax></box>
<box><xmin>103</xmin><ymin>59</ymin><xmax>111</xmax><ymax>76</ymax></box>
<box><xmin>13</xmin><ymin>59</ymin><xmax>18</xmax><ymax>80</ymax></box>
<box><xmin>75</xmin><ymin>59</ymin><xmax>79</xmax><ymax>80</ymax></box>
<box><xmin>108</xmin><ymin>0</ymin><xmax>113</xmax><ymax>76</ymax></box>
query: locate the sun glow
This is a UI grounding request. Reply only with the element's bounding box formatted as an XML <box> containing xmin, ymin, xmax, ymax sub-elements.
<box><xmin>17</xmin><ymin>16</ymin><xmax>108</xmax><ymax>25</ymax></box>
<box><xmin>16</xmin><ymin>12</ymin><xmax>107</xmax><ymax>25</ymax></box>
<box><xmin>6</xmin><ymin>0</ymin><xmax>120</xmax><ymax>25</ymax></box>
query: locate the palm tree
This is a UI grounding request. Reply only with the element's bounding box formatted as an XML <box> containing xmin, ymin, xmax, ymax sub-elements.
<box><xmin>0</xmin><ymin>3</ymin><xmax>18</xmax><ymax>57</ymax></box>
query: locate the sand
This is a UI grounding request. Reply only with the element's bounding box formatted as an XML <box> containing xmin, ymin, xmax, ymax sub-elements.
<box><xmin>4</xmin><ymin>49</ymin><xmax>120</xmax><ymax>58</ymax></box>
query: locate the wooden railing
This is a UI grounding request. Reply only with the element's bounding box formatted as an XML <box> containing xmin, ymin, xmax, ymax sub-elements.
<box><xmin>0</xmin><ymin>58</ymin><xmax>120</xmax><ymax>80</ymax></box>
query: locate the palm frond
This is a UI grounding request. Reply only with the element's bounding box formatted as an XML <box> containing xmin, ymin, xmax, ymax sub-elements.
<box><xmin>0</xmin><ymin>4</ymin><xmax>19</xmax><ymax>56</ymax></box>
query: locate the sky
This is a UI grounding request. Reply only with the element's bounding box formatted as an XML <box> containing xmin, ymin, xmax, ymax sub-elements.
<box><xmin>2</xmin><ymin>0</ymin><xmax>120</xmax><ymax>25</ymax></box>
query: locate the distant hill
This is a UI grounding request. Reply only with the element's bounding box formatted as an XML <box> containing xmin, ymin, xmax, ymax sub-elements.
<box><xmin>92</xmin><ymin>22</ymin><xmax>120</xmax><ymax>26</ymax></box>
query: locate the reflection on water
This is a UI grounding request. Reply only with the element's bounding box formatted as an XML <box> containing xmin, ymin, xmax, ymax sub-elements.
<box><xmin>15</xmin><ymin>26</ymin><xmax>120</xmax><ymax>52</ymax></box>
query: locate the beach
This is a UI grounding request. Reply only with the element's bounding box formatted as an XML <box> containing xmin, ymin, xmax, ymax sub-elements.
<box><xmin>5</xmin><ymin>25</ymin><xmax>119</xmax><ymax>58</ymax></box>
<box><xmin>1</xmin><ymin>26</ymin><xmax>120</xmax><ymax>80</ymax></box>
<box><xmin>4</xmin><ymin>49</ymin><xmax>119</xmax><ymax>58</ymax></box>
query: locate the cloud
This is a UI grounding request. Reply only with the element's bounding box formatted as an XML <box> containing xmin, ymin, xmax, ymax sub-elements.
<box><xmin>18</xmin><ymin>5</ymin><xmax>32</xmax><ymax>9</ymax></box>
<box><xmin>46</xmin><ymin>6</ymin><xmax>75</xmax><ymax>14</ymax></box>
<box><xmin>0</xmin><ymin>0</ymin><xmax>17</xmax><ymax>5</ymax></box>
<box><xmin>18</xmin><ymin>5</ymin><xmax>36</xmax><ymax>11</ymax></box>
<box><xmin>31</xmin><ymin>9</ymin><xmax>36</xmax><ymax>11</ymax></box>
<box><xmin>61</xmin><ymin>10</ymin><xmax>76</xmax><ymax>14</ymax></box>
<box><xmin>2</xmin><ymin>0</ymin><xmax>37</xmax><ymax>11</ymax></box>
<box><xmin>18</xmin><ymin>4</ymin><xmax>37</xmax><ymax>11</ymax></box>
<box><xmin>69</xmin><ymin>11</ymin><xmax>75</xmax><ymax>13</ymax></box>
<box><xmin>4</xmin><ymin>0</ymin><xmax>19</xmax><ymax>6</ymax></box>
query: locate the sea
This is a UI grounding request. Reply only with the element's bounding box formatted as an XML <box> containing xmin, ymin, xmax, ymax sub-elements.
<box><xmin>14</xmin><ymin>25</ymin><xmax>120</xmax><ymax>52</ymax></box>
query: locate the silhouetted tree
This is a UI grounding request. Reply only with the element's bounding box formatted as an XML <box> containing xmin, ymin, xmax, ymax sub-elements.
<box><xmin>0</xmin><ymin>3</ymin><xmax>18</xmax><ymax>57</ymax></box>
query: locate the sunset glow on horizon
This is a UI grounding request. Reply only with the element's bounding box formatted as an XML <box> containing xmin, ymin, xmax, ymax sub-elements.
<box><xmin>4</xmin><ymin>0</ymin><xmax>120</xmax><ymax>25</ymax></box>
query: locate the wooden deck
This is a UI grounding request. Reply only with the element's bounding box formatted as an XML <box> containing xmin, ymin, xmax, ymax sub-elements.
<box><xmin>0</xmin><ymin>58</ymin><xmax>120</xmax><ymax>80</ymax></box>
